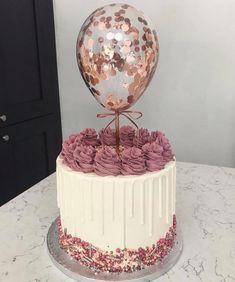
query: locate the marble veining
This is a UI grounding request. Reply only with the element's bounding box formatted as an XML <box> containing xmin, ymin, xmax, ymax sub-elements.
<box><xmin>0</xmin><ymin>162</ymin><xmax>235</xmax><ymax>281</ymax></box>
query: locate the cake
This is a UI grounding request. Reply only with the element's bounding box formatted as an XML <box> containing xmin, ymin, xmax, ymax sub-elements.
<box><xmin>56</xmin><ymin>2</ymin><xmax>177</xmax><ymax>275</ymax></box>
<box><xmin>56</xmin><ymin>127</ymin><xmax>176</xmax><ymax>273</ymax></box>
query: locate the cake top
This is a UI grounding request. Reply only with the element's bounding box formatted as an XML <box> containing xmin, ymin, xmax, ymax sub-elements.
<box><xmin>60</xmin><ymin>126</ymin><xmax>174</xmax><ymax>176</ymax></box>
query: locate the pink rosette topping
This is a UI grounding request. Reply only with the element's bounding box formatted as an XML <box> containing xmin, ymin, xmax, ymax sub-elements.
<box><xmin>142</xmin><ymin>142</ymin><xmax>165</xmax><ymax>171</ymax></box>
<box><xmin>120</xmin><ymin>125</ymin><xmax>135</xmax><ymax>147</ymax></box>
<box><xmin>94</xmin><ymin>147</ymin><xmax>121</xmax><ymax>176</ymax></box>
<box><xmin>60</xmin><ymin>134</ymin><xmax>80</xmax><ymax>167</ymax></box>
<box><xmin>73</xmin><ymin>145</ymin><xmax>96</xmax><ymax>173</ymax></box>
<box><xmin>60</xmin><ymin>128</ymin><xmax>174</xmax><ymax>175</ymax></box>
<box><xmin>99</xmin><ymin>127</ymin><xmax>116</xmax><ymax>146</ymax></box>
<box><xmin>78</xmin><ymin>128</ymin><xmax>100</xmax><ymax>146</ymax></box>
<box><xmin>121</xmin><ymin>147</ymin><xmax>146</xmax><ymax>175</ymax></box>
<box><xmin>155</xmin><ymin>131</ymin><xmax>174</xmax><ymax>162</ymax></box>
<box><xmin>133</xmin><ymin>128</ymin><xmax>150</xmax><ymax>148</ymax></box>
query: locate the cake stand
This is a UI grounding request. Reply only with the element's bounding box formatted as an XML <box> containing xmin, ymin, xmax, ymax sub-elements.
<box><xmin>47</xmin><ymin>217</ymin><xmax>183</xmax><ymax>282</ymax></box>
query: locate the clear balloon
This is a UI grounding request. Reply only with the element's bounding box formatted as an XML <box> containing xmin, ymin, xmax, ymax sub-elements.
<box><xmin>76</xmin><ymin>3</ymin><xmax>159</xmax><ymax>111</ymax></box>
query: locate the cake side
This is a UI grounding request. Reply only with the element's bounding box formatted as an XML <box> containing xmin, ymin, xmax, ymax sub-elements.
<box><xmin>57</xmin><ymin>157</ymin><xmax>176</xmax><ymax>251</ymax></box>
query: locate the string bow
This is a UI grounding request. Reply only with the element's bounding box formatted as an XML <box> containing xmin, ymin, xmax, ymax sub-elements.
<box><xmin>97</xmin><ymin>110</ymin><xmax>143</xmax><ymax>129</ymax></box>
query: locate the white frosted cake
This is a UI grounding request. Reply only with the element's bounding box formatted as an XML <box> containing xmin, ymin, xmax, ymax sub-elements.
<box><xmin>56</xmin><ymin>127</ymin><xmax>177</xmax><ymax>273</ymax></box>
<box><xmin>55</xmin><ymin>1</ymin><xmax>176</xmax><ymax>273</ymax></box>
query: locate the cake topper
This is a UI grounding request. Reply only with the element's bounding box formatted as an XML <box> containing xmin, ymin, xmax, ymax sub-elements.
<box><xmin>76</xmin><ymin>3</ymin><xmax>159</xmax><ymax>152</ymax></box>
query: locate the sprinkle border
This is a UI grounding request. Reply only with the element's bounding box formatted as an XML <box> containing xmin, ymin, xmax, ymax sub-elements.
<box><xmin>58</xmin><ymin>215</ymin><xmax>176</xmax><ymax>273</ymax></box>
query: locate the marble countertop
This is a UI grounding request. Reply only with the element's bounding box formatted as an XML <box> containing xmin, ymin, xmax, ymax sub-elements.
<box><xmin>0</xmin><ymin>162</ymin><xmax>235</xmax><ymax>282</ymax></box>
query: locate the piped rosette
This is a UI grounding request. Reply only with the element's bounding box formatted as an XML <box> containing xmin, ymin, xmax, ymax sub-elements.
<box><xmin>60</xmin><ymin>126</ymin><xmax>174</xmax><ymax>176</ymax></box>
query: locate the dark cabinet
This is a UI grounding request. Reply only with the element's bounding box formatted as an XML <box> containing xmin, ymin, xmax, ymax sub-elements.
<box><xmin>0</xmin><ymin>0</ymin><xmax>62</xmax><ymax>205</ymax></box>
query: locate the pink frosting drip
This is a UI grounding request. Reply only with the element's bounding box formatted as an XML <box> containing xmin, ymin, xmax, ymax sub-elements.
<box><xmin>120</xmin><ymin>125</ymin><xmax>135</xmax><ymax>147</ymax></box>
<box><xmin>121</xmin><ymin>147</ymin><xmax>146</xmax><ymax>175</ymax></box>
<box><xmin>133</xmin><ymin>128</ymin><xmax>150</xmax><ymax>148</ymax></box>
<box><xmin>94</xmin><ymin>146</ymin><xmax>121</xmax><ymax>176</ymax></box>
<box><xmin>99</xmin><ymin>127</ymin><xmax>116</xmax><ymax>146</ymax></box>
<box><xmin>142</xmin><ymin>142</ymin><xmax>165</xmax><ymax>171</ymax></box>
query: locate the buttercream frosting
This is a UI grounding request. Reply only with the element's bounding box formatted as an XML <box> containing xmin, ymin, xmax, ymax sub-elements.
<box><xmin>133</xmin><ymin>128</ymin><xmax>150</xmax><ymax>148</ymax></box>
<box><xmin>120</xmin><ymin>125</ymin><xmax>135</xmax><ymax>147</ymax></box>
<box><xmin>121</xmin><ymin>147</ymin><xmax>146</xmax><ymax>175</ymax></box>
<box><xmin>94</xmin><ymin>146</ymin><xmax>121</xmax><ymax>176</ymax></box>
<box><xmin>60</xmin><ymin>128</ymin><xmax>174</xmax><ymax>176</ymax></box>
<box><xmin>99</xmin><ymin>127</ymin><xmax>116</xmax><ymax>146</ymax></box>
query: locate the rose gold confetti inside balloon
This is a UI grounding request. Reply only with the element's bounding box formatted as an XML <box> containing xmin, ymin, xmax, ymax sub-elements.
<box><xmin>76</xmin><ymin>3</ymin><xmax>159</xmax><ymax>112</ymax></box>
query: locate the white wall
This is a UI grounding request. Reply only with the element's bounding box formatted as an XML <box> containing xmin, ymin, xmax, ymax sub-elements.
<box><xmin>53</xmin><ymin>0</ymin><xmax>235</xmax><ymax>168</ymax></box>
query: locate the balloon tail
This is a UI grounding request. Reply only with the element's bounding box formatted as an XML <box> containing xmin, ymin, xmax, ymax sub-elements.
<box><xmin>115</xmin><ymin>111</ymin><xmax>120</xmax><ymax>155</ymax></box>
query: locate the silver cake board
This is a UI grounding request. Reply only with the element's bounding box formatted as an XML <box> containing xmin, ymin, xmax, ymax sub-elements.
<box><xmin>47</xmin><ymin>217</ymin><xmax>183</xmax><ymax>282</ymax></box>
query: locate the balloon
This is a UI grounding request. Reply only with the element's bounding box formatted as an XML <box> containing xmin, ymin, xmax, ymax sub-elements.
<box><xmin>76</xmin><ymin>3</ymin><xmax>159</xmax><ymax>111</ymax></box>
